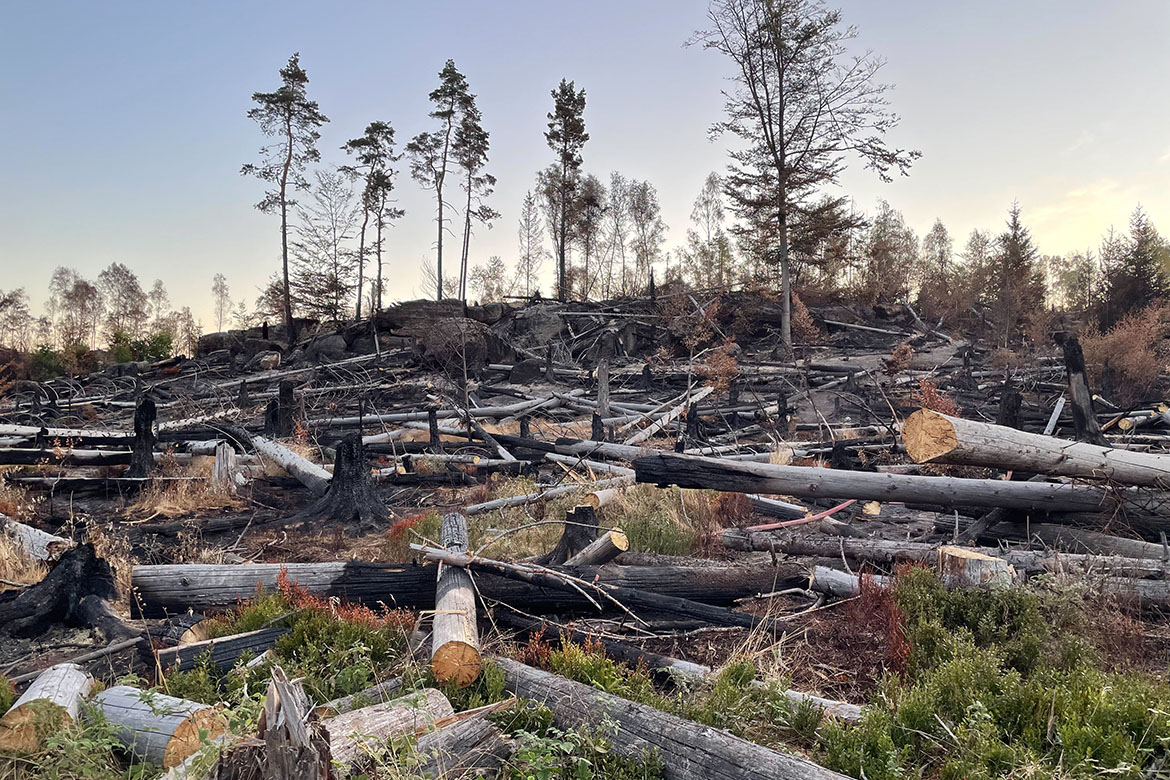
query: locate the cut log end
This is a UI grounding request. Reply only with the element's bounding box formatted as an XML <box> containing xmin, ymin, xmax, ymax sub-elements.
<box><xmin>902</xmin><ymin>408</ymin><xmax>959</xmax><ymax>464</ymax></box>
<box><xmin>164</xmin><ymin>707</ymin><xmax>226</xmax><ymax>768</ymax></box>
<box><xmin>432</xmin><ymin>640</ymin><xmax>483</xmax><ymax>688</ymax></box>
<box><xmin>0</xmin><ymin>703</ymin><xmax>66</xmax><ymax>753</ymax></box>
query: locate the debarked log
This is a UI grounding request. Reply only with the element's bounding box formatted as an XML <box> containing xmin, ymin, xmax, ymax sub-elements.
<box><xmin>431</xmin><ymin>513</ymin><xmax>481</xmax><ymax>687</ymax></box>
<box><xmin>903</xmin><ymin>408</ymin><xmax>1170</xmax><ymax>488</ymax></box>
<box><xmin>324</xmin><ymin>688</ymin><xmax>454</xmax><ymax>766</ymax></box>
<box><xmin>89</xmin><ymin>686</ymin><xmax>227</xmax><ymax>768</ymax></box>
<box><xmin>634</xmin><ymin>452</ymin><xmax>1170</xmax><ymax>515</ymax></box>
<box><xmin>0</xmin><ymin>663</ymin><xmax>94</xmax><ymax>753</ymax></box>
<box><xmin>496</xmin><ymin>657</ymin><xmax>848</xmax><ymax>780</ymax></box>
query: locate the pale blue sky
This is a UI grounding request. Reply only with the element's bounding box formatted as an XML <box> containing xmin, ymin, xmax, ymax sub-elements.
<box><xmin>2</xmin><ymin>1</ymin><xmax>1167</xmax><ymax>326</ymax></box>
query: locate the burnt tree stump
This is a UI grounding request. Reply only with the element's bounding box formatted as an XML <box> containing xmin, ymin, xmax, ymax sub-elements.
<box><xmin>1054</xmin><ymin>332</ymin><xmax>1107</xmax><ymax>446</ymax></box>
<box><xmin>263</xmin><ymin>380</ymin><xmax>296</xmax><ymax>437</ymax></box>
<box><xmin>534</xmin><ymin>505</ymin><xmax>599</xmax><ymax>566</ymax></box>
<box><xmin>126</xmin><ymin>397</ymin><xmax>156</xmax><ymax>478</ymax></box>
<box><xmin>293</xmin><ymin>435</ymin><xmax>388</xmax><ymax>531</ymax></box>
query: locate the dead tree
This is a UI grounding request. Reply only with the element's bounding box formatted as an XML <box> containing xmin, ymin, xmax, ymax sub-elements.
<box><xmin>263</xmin><ymin>380</ymin><xmax>296</xmax><ymax>437</ymax></box>
<box><xmin>294</xmin><ymin>435</ymin><xmax>388</xmax><ymax>530</ymax></box>
<box><xmin>126</xmin><ymin>397</ymin><xmax>156</xmax><ymax>478</ymax></box>
<box><xmin>534</xmin><ymin>504</ymin><xmax>599</xmax><ymax>565</ymax></box>
<box><xmin>1054</xmin><ymin>331</ymin><xmax>1107</xmax><ymax>446</ymax></box>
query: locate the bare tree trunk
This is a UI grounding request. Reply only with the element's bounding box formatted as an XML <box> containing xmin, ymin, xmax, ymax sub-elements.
<box><xmin>355</xmin><ymin>205</ymin><xmax>368</xmax><ymax>320</ymax></box>
<box><xmin>280</xmin><ymin>116</ymin><xmax>295</xmax><ymax>344</ymax></box>
<box><xmin>778</xmin><ymin>207</ymin><xmax>792</xmax><ymax>356</ymax></box>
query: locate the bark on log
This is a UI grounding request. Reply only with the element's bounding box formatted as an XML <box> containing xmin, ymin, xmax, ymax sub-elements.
<box><xmin>155</xmin><ymin>627</ymin><xmax>288</xmax><ymax>673</ymax></box>
<box><xmin>903</xmin><ymin>409</ymin><xmax>1170</xmax><ymax>488</ymax></box>
<box><xmin>563</xmin><ymin>529</ymin><xmax>628</xmax><ymax>566</ymax></box>
<box><xmin>324</xmin><ymin>688</ymin><xmax>454</xmax><ymax>766</ymax></box>
<box><xmin>315</xmin><ymin>677</ymin><xmax>403</xmax><ymax>718</ymax></box>
<box><xmin>131</xmin><ymin>561</ymin><xmax>796</xmax><ymax>616</ymax></box>
<box><xmin>496</xmin><ymin>657</ymin><xmax>848</xmax><ymax>780</ymax></box>
<box><xmin>251</xmin><ymin>436</ymin><xmax>330</xmax><ymax>497</ymax></box>
<box><xmin>91</xmin><ymin>686</ymin><xmax>227</xmax><ymax>768</ymax></box>
<box><xmin>411</xmin><ymin>713</ymin><xmax>514</xmax><ymax>778</ymax></box>
<box><xmin>431</xmin><ymin>513</ymin><xmax>481</xmax><ymax>688</ymax></box>
<box><xmin>533</xmin><ymin>504</ymin><xmax>600</xmax><ymax>566</ymax></box>
<box><xmin>634</xmin><ymin>452</ymin><xmax>1170</xmax><ymax>515</ymax></box>
<box><xmin>0</xmin><ymin>663</ymin><xmax>94</xmax><ymax>752</ymax></box>
<box><xmin>415</xmin><ymin>545</ymin><xmax>802</xmax><ymax>635</ymax></box>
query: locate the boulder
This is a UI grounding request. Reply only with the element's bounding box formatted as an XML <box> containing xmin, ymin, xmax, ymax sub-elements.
<box><xmin>196</xmin><ymin>331</ymin><xmax>245</xmax><ymax>357</ymax></box>
<box><xmin>202</xmin><ymin>349</ymin><xmax>233</xmax><ymax>365</ymax></box>
<box><xmin>506</xmin><ymin>305</ymin><xmax>564</xmax><ymax>348</ymax></box>
<box><xmin>416</xmin><ymin>318</ymin><xmax>493</xmax><ymax>373</ymax></box>
<box><xmin>245</xmin><ymin>350</ymin><xmax>282</xmax><ymax>372</ymax></box>
<box><xmin>244</xmin><ymin>338</ymin><xmax>284</xmax><ymax>359</ymax></box>
<box><xmin>304</xmin><ymin>334</ymin><xmax>348</xmax><ymax>363</ymax></box>
<box><xmin>466</xmin><ymin>302</ymin><xmax>510</xmax><ymax>326</ymax></box>
<box><xmin>375</xmin><ymin>299</ymin><xmax>466</xmax><ymax>338</ymax></box>
<box><xmin>509</xmin><ymin>358</ymin><xmax>544</xmax><ymax>384</ymax></box>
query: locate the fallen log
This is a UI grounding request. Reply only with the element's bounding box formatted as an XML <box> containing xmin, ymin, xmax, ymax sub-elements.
<box><xmin>563</xmin><ymin>529</ymin><xmax>628</xmax><ymax>566</ymax></box>
<box><xmin>938</xmin><ymin>516</ymin><xmax>1169</xmax><ymax>559</ymax></box>
<box><xmin>1</xmin><ymin>513</ymin><xmax>74</xmax><ymax>561</ymax></box>
<box><xmin>90</xmin><ymin>686</ymin><xmax>227</xmax><ymax>768</ymax></box>
<box><xmin>315</xmin><ymin>677</ymin><xmax>404</xmax><ymax>718</ymax></box>
<box><xmin>0</xmin><ymin>663</ymin><xmax>94</xmax><ymax>753</ymax></box>
<box><xmin>903</xmin><ymin>409</ymin><xmax>1170</xmax><ymax>488</ymax></box>
<box><xmin>411</xmin><ymin>711</ymin><xmax>514</xmax><ymax>778</ymax></box>
<box><xmin>324</xmin><ymin>688</ymin><xmax>454</xmax><ymax>766</ymax></box>
<box><xmin>431</xmin><ymin>513</ymin><xmax>481</xmax><ymax>688</ymax></box>
<box><xmin>464</xmin><ymin>475</ymin><xmax>634</xmax><ymax>515</ymax></box>
<box><xmin>413</xmin><ymin>545</ymin><xmax>802</xmax><ymax>635</ymax></box>
<box><xmin>250</xmin><ymin>435</ymin><xmax>330</xmax><ymax>497</ymax></box>
<box><xmin>131</xmin><ymin>561</ymin><xmax>796</xmax><ymax>616</ymax></box>
<box><xmin>623</xmin><ymin>386</ymin><xmax>714</xmax><ymax>445</ymax></box>
<box><xmin>634</xmin><ymin>452</ymin><xmax>1170</xmax><ymax>515</ymax></box>
<box><xmin>155</xmin><ymin>627</ymin><xmax>288</xmax><ymax>673</ymax></box>
<box><xmin>533</xmin><ymin>504</ymin><xmax>600</xmax><ymax>565</ymax></box>
<box><xmin>496</xmin><ymin>657</ymin><xmax>848</xmax><ymax>780</ymax></box>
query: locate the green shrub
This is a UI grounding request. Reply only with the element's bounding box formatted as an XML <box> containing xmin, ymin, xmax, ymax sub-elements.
<box><xmin>28</xmin><ymin>344</ymin><xmax>66</xmax><ymax>381</ymax></box>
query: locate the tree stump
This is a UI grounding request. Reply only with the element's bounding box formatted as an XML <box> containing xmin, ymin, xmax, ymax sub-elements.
<box><xmin>534</xmin><ymin>504</ymin><xmax>599</xmax><ymax>565</ymax></box>
<box><xmin>0</xmin><ymin>543</ymin><xmax>130</xmax><ymax>638</ymax></box>
<box><xmin>293</xmin><ymin>435</ymin><xmax>387</xmax><ymax>530</ymax></box>
<box><xmin>126</xmin><ymin>397</ymin><xmax>156</xmax><ymax>478</ymax></box>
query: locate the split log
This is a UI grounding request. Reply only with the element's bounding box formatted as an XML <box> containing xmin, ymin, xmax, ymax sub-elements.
<box><xmin>903</xmin><ymin>409</ymin><xmax>1170</xmax><ymax>488</ymax></box>
<box><xmin>91</xmin><ymin>686</ymin><xmax>227</xmax><ymax>768</ymax></box>
<box><xmin>131</xmin><ymin>560</ymin><xmax>795</xmax><ymax>616</ymax></box>
<box><xmin>431</xmin><ymin>513</ymin><xmax>481</xmax><ymax>688</ymax></box>
<box><xmin>324</xmin><ymin>688</ymin><xmax>454</xmax><ymax>766</ymax></box>
<box><xmin>563</xmin><ymin>529</ymin><xmax>628</xmax><ymax>566</ymax></box>
<box><xmin>634</xmin><ymin>452</ymin><xmax>1170</xmax><ymax>515</ymax></box>
<box><xmin>1</xmin><ymin>514</ymin><xmax>74</xmax><ymax>561</ymax></box>
<box><xmin>0</xmin><ymin>663</ymin><xmax>94</xmax><ymax>752</ymax></box>
<box><xmin>292</xmin><ymin>434</ymin><xmax>387</xmax><ymax>528</ymax></box>
<box><xmin>496</xmin><ymin>657</ymin><xmax>848</xmax><ymax>780</ymax></box>
<box><xmin>315</xmin><ymin>677</ymin><xmax>403</xmax><ymax>718</ymax></box>
<box><xmin>250</xmin><ymin>435</ymin><xmax>330</xmax><ymax>497</ymax></box>
<box><xmin>126</xmin><ymin>397</ymin><xmax>157</xmax><ymax>478</ymax></box>
<box><xmin>412</xmin><ymin>712</ymin><xmax>514</xmax><ymax>778</ymax></box>
<box><xmin>210</xmin><ymin>442</ymin><xmax>239</xmax><ymax>494</ymax></box>
<box><xmin>155</xmin><ymin>627</ymin><xmax>288</xmax><ymax>673</ymax></box>
<box><xmin>414</xmin><ymin>545</ymin><xmax>802</xmax><ymax>635</ymax></box>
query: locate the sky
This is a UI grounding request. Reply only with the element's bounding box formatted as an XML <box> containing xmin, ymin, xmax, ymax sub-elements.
<box><xmin>1</xmin><ymin>0</ymin><xmax>1168</xmax><ymax>329</ymax></box>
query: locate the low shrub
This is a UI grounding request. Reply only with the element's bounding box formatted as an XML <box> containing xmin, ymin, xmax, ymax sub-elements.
<box><xmin>1081</xmin><ymin>304</ymin><xmax>1169</xmax><ymax>405</ymax></box>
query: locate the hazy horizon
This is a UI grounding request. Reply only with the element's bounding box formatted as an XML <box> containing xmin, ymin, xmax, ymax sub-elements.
<box><xmin>2</xmin><ymin>0</ymin><xmax>1167</xmax><ymax>330</ymax></box>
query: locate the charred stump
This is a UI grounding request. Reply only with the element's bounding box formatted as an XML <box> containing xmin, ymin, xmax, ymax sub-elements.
<box><xmin>1054</xmin><ymin>331</ymin><xmax>1108</xmax><ymax>446</ymax></box>
<box><xmin>0</xmin><ymin>543</ymin><xmax>136</xmax><ymax>639</ymax></box>
<box><xmin>125</xmin><ymin>397</ymin><xmax>156</xmax><ymax>478</ymax></box>
<box><xmin>263</xmin><ymin>380</ymin><xmax>297</xmax><ymax>437</ymax></box>
<box><xmin>534</xmin><ymin>505</ymin><xmax>599</xmax><ymax>566</ymax></box>
<box><xmin>294</xmin><ymin>435</ymin><xmax>387</xmax><ymax>531</ymax></box>
<box><xmin>996</xmin><ymin>377</ymin><xmax>1023</xmax><ymax>429</ymax></box>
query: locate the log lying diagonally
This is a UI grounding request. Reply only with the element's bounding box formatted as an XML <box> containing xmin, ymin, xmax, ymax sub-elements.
<box><xmin>633</xmin><ymin>452</ymin><xmax>1170</xmax><ymax>515</ymax></box>
<box><xmin>903</xmin><ymin>408</ymin><xmax>1170</xmax><ymax>488</ymax></box>
<box><xmin>496</xmin><ymin>657</ymin><xmax>849</xmax><ymax>780</ymax></box>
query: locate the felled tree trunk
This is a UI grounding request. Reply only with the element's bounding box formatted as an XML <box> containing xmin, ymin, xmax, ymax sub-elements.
<box><xmin>563</xmin><ymin>529</ymin><xmax>628</xmax><ymax>566</ymax></box>
<box><xmin>534</xmin><ymin>504</ymin><xmax>599</xmax><ymax>565</ymax></box>
<box><xmin>293</xmin><ymin>435</ymin><xmax>388</xmax><ymax>530</ymax></box>
<box><xmin>496</xmin><ymin>657</ymin><xmax>848</xmax><ymax>780</ymax></box>
<box><xmin>0</xmin><ymin>663</ymin><xmax>94</xmax><ymax>752</ymax></box>
<box><xmin>324</xmin><ymin>688</ymin><xmax>453</xmax><ymax>766</ymax></box>
<box><xmin>431</xmin><ymin>513</ymin><xmax>481</xmax><ymax>688</ymax></box>
<box><xmin>412</xmin><ymin>713</ymin><xmax>514</xmax><ymax>777</ymax></box>
<box><xmin>126</xmin><ymin>397</ymin><xmax>156</xmax><ymax>478</ymax></box>
<box><xmin>1</xmin><ymin>514</ymin><xmax>74</xmax><ymax>561</ymax></box>
<box><xmin>92</xmin><ymin>686</ymin><xmax>227</xmax><ymax>768</ymax></box>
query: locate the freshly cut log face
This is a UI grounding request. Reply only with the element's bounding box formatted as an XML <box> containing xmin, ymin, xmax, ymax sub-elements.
<box><xmin>431</xmin><ymin>513</ymin><xmax>482</xmax><ymax>688</ymax></box>
<box><xmin>90</xmin><ymin>686</ymin><xmax>227</xmax><ymax>767</ymax></box>
<box><xmin>0</xmin><ymin>663</ymin><xmax>93</xmax><ymax>752</ymax></box>
<box><xmin>937</xmin><ymin>545</ymin><xmax>1015</xmax><ymax>588</ymax></box>
<box><xmin>563</xmin><ymin>528</ymin><xmax>629</xmax><ymax>566</ymax></box>
<box><xmin>903</xmin><ymin>408</ymin><xmax>1170</xmax><ymax>488</ymax></box>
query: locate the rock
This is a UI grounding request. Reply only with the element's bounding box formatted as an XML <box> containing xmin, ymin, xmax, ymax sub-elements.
<box><xmin>245</xmin><ymin>350</ymin><xmax>282</xmax><ymax>371</ymax></box>
<box><xmin>509</xmin><ymin>358</ymin><xmax>544</xmax><ymax>384</ymax></box>
<box><xmin>196</xmin><ymin>331</ymin><xmax>245</xmax><ymax>357</ymax></box>
<box><xmin>466</xmin><ymin>302</ymin><xmax>510</xmax><ymax>326</ymax></box>
<box><xmin>304</xmin><ymin>334</ymin><xmax>348</xmax><ymax>363</ymax></box>
<box><xmin>376</xmin><ymin>300</ymin><xmax>466</xmax><ymax>338</ymax></box>
<box><xmin>416</xmin><ymin>318</ymin><xmax>493</xmax><ymax>373</ymax></box>
<box><xmin>244</xmin><ymin>338</ymin><xmax>284</xmax><ymax>359</ymax></box>
<box><xmin>202</xmin><ymin>349</ymin><xmax>232</xmax><ymax>365</ymax></box>
<box><xmin>507</xmin><ymin>306</ymin><xmax>564</xmax><ymax>348</ymax></box>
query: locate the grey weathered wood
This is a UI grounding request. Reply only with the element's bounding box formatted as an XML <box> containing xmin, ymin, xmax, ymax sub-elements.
<box><xmin>0</xmin><ymin>663</ymin><xmax>94</xmax><ymax>752</ymax></box>
<box><xmin>496</xmin><ymin>657</ymin><xmax>848</xmax><ymax>780</ymax></box>
<box><xmin>563</xmin><ymin>529</ymin><xmax>629</xmax><ymax>567</ymax></box>
<box><xmin>412</xmin><ymin>713</ymin><xmax>514</xmax><ymax>778</ymax></box>
<box><xmin>155</xmin><ymin>627</ymin><xmax>288</xmax><ymax>672</ymax></box>
<box><xmin>251</xmin><ymin>435</ymin><xmax>330</xmax><ymax>497</ymax></box>
<box><xmin>324</xmin><ymin>688</ymin><xmax>454</xmax><ymax>766</ymax></box>
<box><xmin>90</xmin><ymin>686</ymin><xmax>226</xmax><ymax>767</ymax></box>
<box><xmin>635</xmin><ymin>452</ymin><xmax>1170</xmax><ymax>515</ymax></box>
<box><xmin>315</xmin><ymin>677</ymin><xmax>404</xmax><ymax>717</ymax></box>
<box><xmin>904</xmin><ymin>409</ymin><xmax>1170</xmax><ymax>488</ymax></box>
<box><xmin>1</xmin><ymin>513</ymin><xmax>74</xmax><ymax>561</ymax></box>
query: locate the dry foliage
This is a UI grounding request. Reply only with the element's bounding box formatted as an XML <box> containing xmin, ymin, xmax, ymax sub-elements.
<box><xmin>697</xmin><ymin>338</ymin><xmax>740</xmax><ymax>394</ymax></box>
<box><xmin>0</xmin><ymin>531</ymin><xmax>47</xmax><ymax>587</ymax></box>
<box><xmin>1082</xmin><ymin>304</ymin><xmax>1169</xmax><ymax>405</ymax></box>
<box><xmin>275</xmin><ymin>568</ymin><xmax>414</xmax><ymax>631</ymax></box>
<box><xmin>989</xmin><ymin>348</ymin><xmax>1023</xmax><ymax>370</ymax></box>
<box><xmin>0</xmin><ymin>475</ymin><xmax>36</xmax><ymax>519</ymax></box>
<box><xmin>883</xmin><ymin>342</ymin><xmax>914</xmax><ymax>376</ymax></box>
<box><xmin>790</xmin><ymin>292</ymin><xmax>819</xmax><ymax>345</ymax></box>
<box><xmin>914</xmin><ymin>377</ymin><xmax>960</xmax><ymax>416</ymax></box>
<box><xmin>126</xmin><ymin>458</ymin><xmax>240</xmax><ymax>520</ymax></box>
